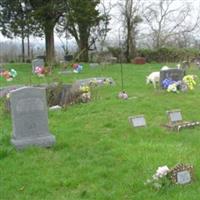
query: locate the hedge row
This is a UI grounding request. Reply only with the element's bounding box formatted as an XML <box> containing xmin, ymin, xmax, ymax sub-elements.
<box><xmin>137</xmin><ymin>48</ymin><xmax>200</xmax><ymax>63</ymax></box>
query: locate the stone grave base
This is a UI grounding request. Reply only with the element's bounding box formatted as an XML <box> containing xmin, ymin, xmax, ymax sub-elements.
<box><xmin>165</xmin><ymin>121</ymin><xmax>200</xmax><ymax>132</ymax></box>
<box><xmin>11</xmin><ymin>134</ymin><xmax>56</xmax><ymax>150</ymax></box>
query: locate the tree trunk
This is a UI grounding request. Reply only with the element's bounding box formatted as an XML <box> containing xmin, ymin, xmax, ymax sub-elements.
<box><xmin>79</xmin><ymin>40</ymin><xmax>89</xmax><ymax>62</ymax></box>
<box><xmin>44</xmin><ymin>25</ymin><xmax>55</xmax><ymax>65</ymax></box>
<box><xmin>126</xmin><ymin>19</ymin><xmax>131</xmax><ymax>62</ymax></box>
<box><xmin>21</xmin><ymin>32</ymin><xmax>25</xmax><ymax>63</ymax></box>
<box><xmin>27</xmin><ymin>33</ymin><xmax>30</xmax><ymax>60</ymax></box>
<box><xmin>79</xmin><ymin>26</ymin><xmax>89</xmax><ymax>62</ymax></box>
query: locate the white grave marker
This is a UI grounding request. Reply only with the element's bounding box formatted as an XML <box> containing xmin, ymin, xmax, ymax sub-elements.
<box><xmin>129</xmin><ymin>115</ymin><xmax>146</xmax><ymax>128</ymax></box>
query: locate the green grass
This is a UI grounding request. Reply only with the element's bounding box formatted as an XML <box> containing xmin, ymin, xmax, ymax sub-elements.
<box><xmin>1</xmin><ymin>63</ymin><xmax>200</xmax><ymax>199</ymax></box>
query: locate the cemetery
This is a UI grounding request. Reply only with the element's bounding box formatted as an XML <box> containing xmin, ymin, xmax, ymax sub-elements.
<box><xmin>1</xmin><ymin>0</ymin><xmax>200</xmax><ymax>199</ymax></box>
<box><xmin>1</xmin><ymin>62</ymin><xmax>200</xmax><ymax>200</ymax></box>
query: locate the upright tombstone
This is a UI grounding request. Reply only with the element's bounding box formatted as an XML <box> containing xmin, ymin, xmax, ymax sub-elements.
<box><xmin>10</xmin><ymin>87</ymin><xmax>55</xmax><ymax>149</ymax></box>
<box><xmin>132</xmin><ymin>57</ymin><xmax>146</xmax><ymax>64</ymax></box>
<box><xmin>32</xmin><ymin>58</ymin><xmax>44</xmax><ymax>73</ymax></box>
<box><xmin>0</xmin><ymin>65</ymin><xmax>4</xmax><ymax>73</ymax></box>
<box><xmin>89</xmin><ymin>63</ymin><xmax>99</xmax><ymax>69</ymax></box>
<box><xmin>181</xmin><ymin>61</ymin><xmax>190</xmax><ymax>71</ymax></box>
<box><xmin>160</xmin><ymin>68</ymin><xmax>185</xmax><ymax>89</ymax></box>
<box><xmin>64</xmin><ymin>54</ymin><xmax>73</xmax><ymax>61</ymax></box>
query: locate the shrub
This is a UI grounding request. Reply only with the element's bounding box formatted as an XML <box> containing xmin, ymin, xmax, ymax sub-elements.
<box><xmin>137</xmin><ymin>48</ymin><xmax>200</xmax><ymax>63</ymax></box>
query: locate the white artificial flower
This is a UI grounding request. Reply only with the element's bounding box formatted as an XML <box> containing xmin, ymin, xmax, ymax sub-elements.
<box><xmin>155</xmin><ymin>166</ymin><xmax>169</xmax><ymax>178</ymax></box>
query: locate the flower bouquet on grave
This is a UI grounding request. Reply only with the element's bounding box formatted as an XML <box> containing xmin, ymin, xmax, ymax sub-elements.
<box><xmin>72</xmin><ymin>63</ymin><xmax>83</xmax><ymax>73</ymax></box>
<box><xmin>145</xmin><ymin>164</ymin><xmax>194</xmax><ymax>190</ymax></box>
<box><xmin>145</xmin><ymin>165</ymin><xmax>171</xmax><ymax>190</ymax></box>
<box><xmin>0</xmin><ymin>68</ymin><xmax>17</xmax><ymax>81</ymax></box>
<box><xmin>183</xmin><ymin>75</ymin><xmax>197</xmax><ymax>90</ymax></box>
<box><xmin>35</xmin><ymin>66</ymin><xmax>45</xmax><ymax>77</ymax></box>
<box><xmin>79</xmin><ymin>85</ymin><xmax>91</xmax><ymax>103</ymax></box>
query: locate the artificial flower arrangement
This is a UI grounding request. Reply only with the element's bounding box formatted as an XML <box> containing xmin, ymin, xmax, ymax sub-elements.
<box><xmin>79</xmin><ymin>85</ymin><xmax>91</xmax><ymax>103</ymax></box>
<box><xmin>34</xmin><ymin>66</ymin><xmax>51</xmax><ymax>77</ymax></box>
<box><xmin>145</xmin><ymin>165</ymin><xmax>171</xmax><ymax>189</ymax></box>
<box><xmin>183</xmin><ymin>75</ymin><xmax>196</xmax><ymax>90</ymax></box>
<box><xmin>162</xmin><ymin>74</ymin><xmax>197</xmax><ymax>93</ymax></box>
<box><xmin>118</xmin><ymin>91</ymin><xmax>128</xmax><ymax>100</ymax></box>
<box><xmin>145</xmin><ymin>164</ymin><xmax>193</xmax><ymax>190</ymax></box>
<box><xmin>72</xmin><ymin>63</ymin><xmax>83</xmax><ymax>73</ymax></box>
<box><xmin>162</xmin><ymin>78</ymin><xmax>176</xmax><ymax>89</ymax></box>
<box><xmin>0</xmin><ymin>68</ymin><xmax>17</xmax><ymax>81</ymax></box>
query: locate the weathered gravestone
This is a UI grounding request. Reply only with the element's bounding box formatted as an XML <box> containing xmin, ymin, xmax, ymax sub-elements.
<box><xmin>10</xmin><ymin>87</ymin><xmax>55</xmax><ymax>149</ymax></box>
<box><xmin>181</xmin><ymin>61</ymin><xmax>190</xmax><ymax>70</ymax></box>
<box><xmin>191</xmin><ymin>57</ymin><xmax>200</xmax><ymax>68</ymax></box>
<box><xmin>32</xmin><ymin>58</ymin><xmax>44</xmax><ymax>73</ymax></box>
<box><xmin>0</xmin><ymin>66</ymin><xmax>4</xmax><ymax>73</ymax></box>
<box><xmin>0</xmin><ymin>85</ymin><xmax>24</xmax><ymax>98</ymax></box>
<box><xmin>128</xmin><ymin>115</ymin><xmax>146</xmax><ymax>128</ymax></box>
<box><xmin>64</xmin><ymin>54</ymin><xmax>73</xmax><ymax>61</ymax></box>
<box><xmin>89</xmin><ymin>63</ymin><xmax>100</xmax><ymax>69</ymax></box>
<box><xmin>160</xmin><ymin>68</ymin><xmax>185</xmax><ymax>89</ymax></box>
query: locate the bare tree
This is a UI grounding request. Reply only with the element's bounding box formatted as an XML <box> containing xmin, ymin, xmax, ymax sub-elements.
<box><xmin>143</xmin><ymin>0</ymin><xmax>199</xmax><ymax>49</ymax></box>
<box><xmin>119</xmin><ymin>0</ymin><xmax>142</xmax><ymax>62</ymax></box>
<box><xmin>92</xmin><ymin>0</ymin><xmax>112</xmax><ymax>52</ymax></box>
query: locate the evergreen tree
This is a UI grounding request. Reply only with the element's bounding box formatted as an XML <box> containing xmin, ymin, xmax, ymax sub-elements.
<box><xmin>29</xmin><ymin>0</ymin><xmax>65</xmax><ymax>65</ymax></box>
<box><xmin>0</xmin><ymin>0</ymin><xmax>42</xmax><ymax>62</ymax></box>
<box><xmin>65</xmin><ymin>0</ymin><xmax>108</xmax><ymax>62</ymax></box>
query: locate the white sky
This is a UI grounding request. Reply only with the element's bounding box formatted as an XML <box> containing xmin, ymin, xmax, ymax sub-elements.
<box><xmin>0</xmin><ymin>0</ymin><xmax>199</xmax><ymax>48</ymax></box>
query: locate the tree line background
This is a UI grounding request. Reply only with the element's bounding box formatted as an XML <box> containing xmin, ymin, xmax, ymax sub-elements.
<box><xmin>0</xmin><ymin>0</ymin><xmax>200</xmax><ymax>64</ymax></box>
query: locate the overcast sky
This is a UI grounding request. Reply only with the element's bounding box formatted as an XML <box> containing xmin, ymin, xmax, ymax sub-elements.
<box><xmin>0</xmin><ymin>0</ymin><xmax>199</xmax><ymax>48</ymax></box>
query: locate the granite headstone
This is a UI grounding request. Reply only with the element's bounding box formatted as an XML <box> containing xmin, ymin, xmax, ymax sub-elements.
<box><xmin>10</xmin><ymin>87</ymin><xmax>55</xmax><ymax>149</ymax></box>
<box><xmin>181</xmin><ymin>61</ymin><xmax>190</xmax><ymax>70</ymax></box>
<box><xmin>32</xmin><ymin>58</ymin><xmax>44</xmax><ymax>73</ymax></box>
<box><xmin>160</xmin><ymin>68</ymin><xmax>185</xmax><ymax>89</ymax></box>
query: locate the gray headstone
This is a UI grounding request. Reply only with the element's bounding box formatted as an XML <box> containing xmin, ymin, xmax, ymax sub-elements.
<box><xmin>10</xmin><ymin>87</ymin><xmax>55</xmax><ymax>149</ymax></box>
<box><xmin>160</xmin><ymin>68</ymin><xmax>185</xmax><ymax>89</ymax></box>
<box><xmin>32</xmin><ymin>58</ymin><xmax>44</xmax><ymax>73</ymax></box>
<box><xmin>89</xmin><ymin>63</ymin><xmax>99</xmax><ymax>69</ymax></box>
<box><xmin>167</xmin><ymin>110</ymin><xmax>182</xmax><ymax>123</ymax></box>
<box><xmin>177</xmin><ymin>170</ymin><xmax>191</xmax><ymax>184</ymax></box>
<box><xmin>0</xmin><ymin>85</ymin><xmax>24</xmax><ymax>98</ymax></box>
<box><xmin>181</xmin><ymin>61</ymin><xmax>190</xmax><ymax>70</ymax></box>
<box><xmin>0</xmin><ymin>66</ymin><xmax>4</xmax><ymax>73</ymax></box>
<box><xmin>60</xmin><ymin>84</ymin><xmax>73</xmax><ymax>106</ymax></box>
<box><xmin>129</xmin><ymin>115</ymin><xmax>146</xmax><ymax>127</ymax></box>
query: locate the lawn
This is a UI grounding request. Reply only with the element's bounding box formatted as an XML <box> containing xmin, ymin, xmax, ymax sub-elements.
<box><xmin>1</xmin><ymin>62</ymin><xmax>200</xmax><ymax>200</ymax></box>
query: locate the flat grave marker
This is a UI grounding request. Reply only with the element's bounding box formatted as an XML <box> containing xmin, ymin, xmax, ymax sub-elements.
<box><xmin>165</xmin><ymin>109</ymin><xmax>200</xmax><ymax>131</ymax></box>
<box><xmin>170</xmin><ymin>164</ymin><xmax>193</xmax><ymax>185</ymax></box>
<box><xmin>167</xmin><ymin>110</ymin><xmax>182</xmax><ymax>125</ymax></box>
<box><xmin>128</xmin><ymin>115</ymin><xmax>146</xmax><ymax>128</ymax></box>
